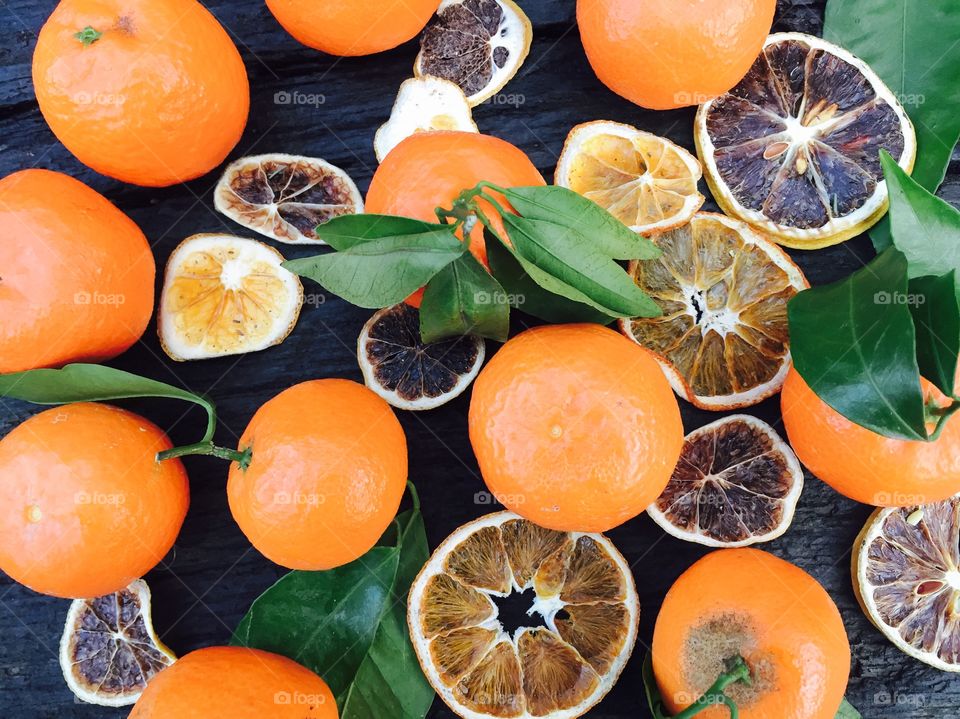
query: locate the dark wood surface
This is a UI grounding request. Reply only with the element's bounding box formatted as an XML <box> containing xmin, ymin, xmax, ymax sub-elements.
<box><xmin>1</xmin><ymin>1</ymin><xmax>959</xmax><ymax>717</ymax></box>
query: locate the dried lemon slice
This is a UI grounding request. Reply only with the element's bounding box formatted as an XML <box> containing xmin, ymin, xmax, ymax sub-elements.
<box><xmin>375</xmin><ymin>77</ymin><xmax>478</xmax><ymax>163</ymax></box>
<box><xmin>695</xmin><ymin>32</ymin><xmax>917</xmax><ymax>249</ymax></box>
<box><xmin>214</xmin><ymin>153</ymin><xmax>363</xmax><ymax>245</ymax></box>
<box><xmin>408</xmin><ymin>511</ymin><xmax>639</xmax><ymax>718</ymax></box>
<box><xmin>60</xmin><ymin>579</ymin><xmax>176</xmax><ymax>706</ymax></box>
<box><xmin>556</xmin><ymin>121</ymin><xmax>705</xmax><ymax>235</ymax></box>
<box><xmin>648</xmin><ymin>415</ymin><xmax>803</xmax><ymax>547</ymax></box>
<box><xmin>415</xmin><ymin>0</ymin><xmax>532</xmax><ymax>106</ymax></box>
<box><xmin>620</xmin><ymin>213</ymin><xmax>808</xmax><ymax>410</ymax></box>
<box><xmin>159</xmin><ymin>234</ymin><xmax>303</xmax><ymax>361</ymax></box>
<box><xmin>854</xmin><ymin>496</ymin><xmax>960</xmax><ymax>672</ymax></box>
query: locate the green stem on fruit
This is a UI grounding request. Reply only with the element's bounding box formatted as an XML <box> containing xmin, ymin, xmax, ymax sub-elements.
<box><xmin>74</xmin><ymin>26</ymin><xmax>102</xmax><ymax>46</ymax></box>
<box><xmin>925</xmin><ymin>398</ymin><xmax>960</xmax><ymax>441</ymax></box>
<box><xmin>157</xmin><ymin>441</ymin><xmax>252</xmax><ymax>470</ymax></box>
<box><xmin>669</xmin><ymin>656</ymin><xmax>751</xmax><ymax>719</ymax></box>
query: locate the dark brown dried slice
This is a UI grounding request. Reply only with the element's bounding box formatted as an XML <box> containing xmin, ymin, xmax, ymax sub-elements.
<box><xmin>500</xmin><ymin>517</ymin><xmax>568</xmax><ymax>589</ymax></box>
<box><xmin>430</xmin><ymin>626</ymin><xmax>499</xmax><ymax>685</ymax></box>
<box><xmin>357</xmin><ymin>303</ymin><xmax>485</xmax><ymax>411</ymax></box>
<box><xmin>445</xmin><ymin>525</ymin><xmax>513</xmax><ymax>593</ymax></box>
<box><xmin>518</xmin><ymin>629</ymin><xmax>600</xmax><ymax>715</ymax></box>
<box><xmin>453</xmin><ymin>641</ymin><xmax>525</xmax><ymax>717</ymax></box>
<box><xmin>554</xmin><ymin>603</ymin><xmax>631</xmax><ymax>674</ymax></box>
<box><xmin>214</xmin><ymin>153</ymin><xmax>363</xmax><ymax>244</ymax></box>
<box><xmin>415</xmin><ymin>0</ymin><xmax>532</xmax><ymax>106</ymax></box>
<box><xmin>648</xmin><ymin>415</ymin><xmax>804</xmax><ymax>547</ymax></box>
<box><xmin>421</xmin><ymin>573</ymin><xmax>496</xmax><ymax>638</ymax></box>
<box><xmin>59</xmin><ymin>579</ymin><xmax>175</xmax><ymax>707</ymax></box>
<box><xmin>559</xmin><ymin>536</ymin><xmax>626</xmax><ymax>604</ymax></box>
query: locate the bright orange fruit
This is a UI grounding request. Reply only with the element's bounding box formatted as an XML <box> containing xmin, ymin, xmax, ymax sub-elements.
<box><xmin>33</xmin><ymin>0</ymin><xmax>250</xmax><ymax>186</ymax></box>
<box><xmin>0</xmin><ymin>169</ymin><xmax>155</xmax><ymax>374</ymax></box>
<box><xmin>469</xmin><ymin>324</ymin><xmax>684</xmax><ymax>532</ymax></box>
<box><xmin>653</xmin><ymin>548</ymin><xmax>850</xmax><ymax>719</ymax></box>
<box><xmin>227</xmin><ymin>379</ymin><xmax>408</xmax><ymax>570</ymax></box>
<box><xmin>577</xmin><ymin>0</ymin><xmax>776</xmax><ymax>110</ymax></box>
<box><xmin>128</xmin><ymin>646</ymin><xmax>338</xmax><ymax>718</ymax></box>
<box><xmin>0</xmin><ymin>403</ymin><xmax>189</xmax><ymax>599</ymax></box>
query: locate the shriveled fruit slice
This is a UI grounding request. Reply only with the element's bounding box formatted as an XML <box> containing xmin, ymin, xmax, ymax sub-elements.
<box><xmin>357</xmin><ymin>304</ymin><xmax>485</xmax><ymax>411</ymax></box>
<box><xmin>60</xmin><ymin>579</ymin><xmax>176</xmax><ymax>707</ymax></box>
<box><xmin>159</xmin><ymin>234</ymin><xmax>303</xmax><ymax>361</ymax></box>
<box><xmin>854</xmin><ymin>497</ymin><xmax>960</xmax><ymax>672</ymax></box>
<box><xmin>695</xmin><ymin>32</ymin><xmax>917</xmax><ymax>249</ymax></box>
<box><xmin>415</xmin><ymin>0</ymin><xmax>533</xmax><ymax>106</ymax></box>
<box><xmin>408</xmin><ymin>511</ymin><xmax>639</xmax><ymax>718</ymax></box>
<box><xmin>620</xmin><ymin>213</ymin><xmax>808</xmax><ymax>410</ymax></box>
<box><xmin>556</xmin><ymin>121</ymin><xmax>705</xmax><ymax>235</ymax></box>
<box><xmin>375</xmin><ymin>77</ymin><xmax>478</xmax><ymax>163</ymax></box>
<box><xmin>214</xmin><ymin>153</ymin><xmax>363</xmax><ymax>244</ymax></box>
<box><xmin>648</xmin><ymin>415</ymin><xmax>803</xmax><ymax>547</ymax></box>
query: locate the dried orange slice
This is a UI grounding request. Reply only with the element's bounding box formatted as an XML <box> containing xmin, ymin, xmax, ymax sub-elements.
<box><xmin>415</xmin><ymin>0</ymin><xmax>532</xmax><ymax>106</ymax></box>
<box><xmin>648</xmin><ymin>415</ymin><xmax>803</xmax><ymax>547</ymax></box>
<box><xmin>375</xmin><ymin>77</ymin><xmax>478</xmax><ymax>163</ymax></box>
<box><xmin>853</xmin><ymin>496</ymin><xmax>960</xmax><ymax>672</ymax></box>
<box><xmin>556</xmin><ymin>121</ymin><xmax>704</xmax><ymax>235</ymax></box>
<box><xmin>214</xmin><ymin>153</ymin><xmax>363</xmax><ymax>244</ymax></box>
<box><xmin>695</xmin><ymin>32</ymin><xmax>917</xmax><ymax>249</ymax></box>
<box><xmin>159</xmin><ymin>234</ymin><xmax>303</xmax><ymax>361</ymax></box>
<box><xmin>408</xmin><ymin>511</ymin><xmax>639</xmax><ymax>718</ymax></box>
<box><xmin>60</xmin><ymin>579</ymin><xmax>176</xmax><ymax>706</ymax></box>
<box><xmin>620</xmin><ymin>213</ymin><xmax>808</xmax><ymax>410</ymax></box>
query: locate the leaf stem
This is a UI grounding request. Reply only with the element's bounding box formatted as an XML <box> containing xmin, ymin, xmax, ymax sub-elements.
<box><xmin>926</xmin><ymin>400</ymin><xmax>960</xmax><ymax>441</ymax></box>
<box><xmin>158</xmin><ymin>441</ymin><xmax>252</xmax><ymax>470</ymax></box>
<box><xmin>670</xmin><ymin>656</ymin><xmax>751</xmax><ymax>719</ymax></box>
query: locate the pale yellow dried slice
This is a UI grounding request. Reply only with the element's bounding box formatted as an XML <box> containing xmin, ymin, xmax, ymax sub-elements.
<box><xmin>60</xmin><ymin>579</ymin><xmax>176</xmax><ymax>707</ymax></box>
<box><xmin>214</xmin><ymin>153</ymin><xmax>363</xmax><ymax>245</ymax></box>
<box><xmin>159</xmin><ymin>234</ymin><xmax>303</xmax><ymax>361</ymax></box>
<box><xmin>556</xmin><ymin>121</ymin><xmax>704</xmax><ymax>235</ymax></box>
<box><xmin>408</xmin><ymin>511</ymin><xmax>639</xmax><ymax>718</ymax></box>
<box><xmin>375</xmin><ymin>77</ymin><xmax>478</xmax><ymax>162</ymax></box>
<box><xmin>620</xmin><ymin>213</ymin><xmax>808</xmax><ymax>410</ymax></box>
<box><xmin>853</xmin><ymin>496</ymin><xmax>960</xmax><ymax>672</ymax></box>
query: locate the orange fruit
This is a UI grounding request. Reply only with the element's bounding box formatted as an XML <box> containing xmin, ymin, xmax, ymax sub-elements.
<box><xmin>652</xmin><ymin>548</ymin><xmax>850</xmax><ymax>719</ymax></box>
<box><xmin>781</xmin><ymin>368</ymin><xmax>960</xmax><ymax>506</ymax></box>
<box><xmin>365</xmin><ymin>130</ymin><xmax>545</xmax><ymax>306</ymax></box>
<box><xmin>266</xmin><ymin>0</ymin><xmax>441</xmax><ymax>56</ymax></box>
<box><xmin>576</xmin><ymin>0</ymin><xmax>776</xmax><ymax>110</ymax></box>
<box><xmin>227</xmin><ymin>379</ymin><xmax>408</xmax><ymax>570</ymax></box>
<box><xmin>469</xmin><ymin>324</ymin><xmax>684</xmax><ymax>532</ymax></box>
<box><xmin>0</xmin><ymin>403</ymin><xmax>189</xmax><ymax>599</ymax></box>
<box><xmin>128</xmin><ymin>646</ymin><xmax>338</xmax><ymax>718</ymax></box>
<box><xmin>0</xmin><ymin>169</ymin><xmax>155</xmax><ymax>374</ymax></box>
<box><xmin>33</xmin><ymin>0</ymin><xmax>250</xmax><ymax>187</ymax></box>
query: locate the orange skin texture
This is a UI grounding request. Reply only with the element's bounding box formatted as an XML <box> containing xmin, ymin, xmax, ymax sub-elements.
<box><xmin>0</xmin><ymin>169</ymin><xmax>155</xmax><ymax>374</ymax></box>
<box><xmin>365</xmin><ymin>131</ymin><xmax>546</xmax><ymax>306</ymax></box>
<box><xmin>267</xmin><ymin>0</ymin><xmax>440</xmax><ymax>56</ymax></box>
<box><xmin>128</xmin><ymin>646</ymin><xmax>338</xmax><ymax>718</ymax></box>
<box><xmin>0</xmin><ymin>403</ymin><xmax>189</xmax><ymax>599</ymax></box>
<box><xmin>227</xmin><ymin>379</ymin><xmax>408</xmax><ymax>570</ymax></box>
<box><xmin>33</xmin><ymin>0</ymin><xmax>250</xmax><ymax>187</ymax></box>
<box><xmin>577</xmin><ymin>0</ymin><xmax>776</xmax><ymax>110</ymax></box>
<box><xmin>781</xmin><ymin>368</ymin><xmax>960</xmax><ymax>506</ymax></box>
<box><xmin>653</xmin><ymin>548</ymin><xmax>850</xmax><ymax>719</ymax></box>
<box><xmin>468</xmin><ymin>324</ymin><xmax>684</xmax><ymax>532</ymax></box>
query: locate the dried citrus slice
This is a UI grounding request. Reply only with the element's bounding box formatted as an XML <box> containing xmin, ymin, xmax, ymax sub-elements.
<box><xmin>695</xmin><ymin>32</ymin><xmax>917</xmax><ymax>249</ymax></box>
<box><xmin>375</xmin><ymin>77</ymin><xmax>479</xmax><ymax>163</ymax></box>
<box><xmin>159</xmin><ymin>234</ymin><xmax>303</xmax><ymax>361</ymax></box>
<box><xmin>853</xmin><ymin>496</ymin><xmax>960</xmax><ymax>672</ymax></box>
<box><xmin>620</xmin><ymin>213</ymin><xmax>808</xmax><ymax>410</ymax></box>
<box><xmin>415</xmin><ymin>0</ymin><xmax>533</xmax><ymax>106</ymax></box>
<box><xmin>556</xmin><ymin>121</ymin><xmax>705</xmax><ymax>235</ymax></box>
<box><xmin>214</xmin><ymin>153</ymin><xmax>363</xmax><ymax>244</ymax></box>
<box><xmin>408</xmin><ymin>511</ymin><xmax>639</xmax><ymax>719</ymax></box>
<box><xmin>60</xmin><ymin>579</ymin><xmax>176</xmax><ymax>707</ymax></box>
<box><xmin>358</xmin><ymin>304</ymin><xmax>485</xmax><ymax>411</ymax></box>
<box><xmin>648</xmin><ymin>415</ymin><xmax>803</xmax><ymax>547</ymax></box>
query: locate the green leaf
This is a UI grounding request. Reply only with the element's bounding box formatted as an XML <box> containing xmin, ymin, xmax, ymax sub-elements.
<box><xmin>835</xmin><ymin>697</ymin><xmax>863</xmax><ymax>719</ymax></box>
<box><xmin>788</xmin><ymin>247</ymin><xmax>928</xmax><ymax>441</ymax></box>
<box><xmin>910</xmin><ymin>272</ymin><xmax>960</xmax><ymax>397</ymax></box>
<box><xmin>881</xmin><ymin>150</ymin><xmax>960</xmax><ymax>278</ymax></box>
<box><xmin>640</xmin><ymin>654</ymin><xmax>670</xmax><ymax>719</ymax></box>
<box><xmin>419</xmin><ymin>253</ymin><xmax>509</xmax><ymax>343</ymax></box>
<box><xmin>283</xmin><ymin>231</ymin><xmax>465</xmax><ymax>309</ymax></box>
<box><xmin>316</xmin><ymin>214</ymin><xmax>452</xmax><ymax>252</ymax></box>
<box><xmin>494</xmin><ymin>185</ymin><xmax>661</xmax><ymax>260</ymax></box>
<box><xmin>500</xmin><ymin>214</ymin><xmax>662</xmax><ymax>319</ymax></box>
<box><xmin>0</xmin><ymin>363</ymin><xmax>216</xmax><ymax>443</ymax></box>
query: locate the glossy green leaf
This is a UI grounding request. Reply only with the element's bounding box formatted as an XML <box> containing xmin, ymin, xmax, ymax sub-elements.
<box><xmin>420</xmin><ymin>253</ymin><xmax>509</xmax><ymax>343</ymax></box>
<box><xmin>640</xmin><ymin>654</ymin><xmax>669</xmax><ymax>719</ymax></box>
<box><xmin>910</xmin><ymin>272</ymin><xmax>960</xmax><ymax>397</ymax></box>
<box><xmin>315</xmin><ymin>214</ymin><xmax>452</xmax><ymax>251</ymax></box>
<box><xmin>835</xmin><ymin>698</ymin><xmax>863</xmax><ymax>719</ymax></box>
<box><xmin>788</xmin><ymin>248</ymin><xmax>928</xmax><ymax>440</ymax></box>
